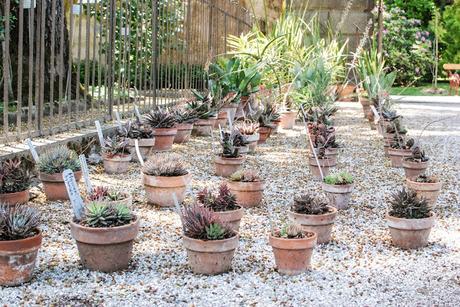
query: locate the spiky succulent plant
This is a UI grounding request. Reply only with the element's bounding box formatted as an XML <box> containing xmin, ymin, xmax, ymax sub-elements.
<box><xmin>181</xmin><ymin>205</ymin><xmax>234</xmax><ymax>240</ymax></box>
<box><xmin>197</xmin><ymin>183</ymin><xmax>239</xmax><ymax>212</ymax></box>
<box><xmin>172</xmin><ymin>107</ymin><xmax>199</xmax><ymax>124</ymax></box>
<box><xmin>142</xmin><ymin>153</ymin><xmax>188</xmax><ymax>177</ymax></box>
<box><xmin>406</xmin><ymin>146</ymin><xmax>429</xmax><ymax>163</ymax></box>
<box><xmin>37</xmin><ymin>145</ymin><xmax>81</xmax><ymax>174</ymax></box>
<box><xmin>292</xmin><ymin>194</ymin><xmax>330</xmax><ymax>215</ymax></box>
<box><xmin>143</xmin><ymin>108</ymin><xmax>176</xmax><ymax>128</ymax></box>
<box><xmin>0</xmin><ymin>204</ymin><xmax>41</xmax><ymax>241</ymax></box>
<box><xmin>324</xmin><ymin>172</ymin><xmax>354</xmax><ymax>185</ymax></box>
<box><xmin>219</xmin><ymin>129</ymin><xmax>248</xmax><ymax>158</ymax></box>
<box><xmin>0</xmin><ymin>159</ymin><xmax>32</xmax><ymax>194</ymax></box>
<box><xmin>235</xmin><ymin>120</ymin><xmax>259</xmax><ymax>135</ymax></box>
<box><xmin>278</xmin><ymin>223</ymin><xmax>305</xmax><ymax>239</ymax></box>
<box><xmin>119</xmin><ymin>120</ymin><xmax>154</xmax><ymax>139</ymax></box>
<box><xmin>389</xmin><ymin>188</ymin><xmax>431</xmax><ymax>219</ymax></box>
<box><xmin>102</xmin><ymin>135</ymin><xmax>130</xmax><ymax>158</ymax></box>
<box><xmin>87</xmin><ymin>186</ymin><xmax>128</xmax><ymax>202</ymax></box>
<box><xmin>82</xmin><ymin>202</ymin><xmax>133</xmax><ymax>228</ymax></box>
<box><xmin>229</xmin><ymin>170</ymin><xmax>260</xmax><ymax>182</ymax></box>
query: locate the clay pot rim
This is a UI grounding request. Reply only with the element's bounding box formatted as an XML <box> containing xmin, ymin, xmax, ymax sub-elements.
<box><xmin>386</xmin><ymin>212</ymin><xmax>435</xmax><ymax>230</ymax></box>
<box><xmin>175</xmin><ymin>123</ymin><xmax>194</xmax><ymax>129</ymax></box>
<box><xmin>182</xmin><ymin>233</ymin><xmax>239</xmax><ymax>252</ymax></box>
<box><xmin>269</xmin><ymin>231</ymin><xmax>316</xmax><ymax>241</ymax></box>
<box><xmin>387</xmin><ymin>148</ymin><xmax>412</xmax><ymax>155</ymax></box>
<box><xmin>402</xmin><ymin>158</ymin><xmax>430</xmax><ymax>166</ymax></box>
<box><xmin>406</xmin><ymin>178</ymin><xmax>442</xmax><ymax>189</ymax></box>
<box><xmin>0</xmin><ymin>229</ymin><xmax>42</xmax><ymax>252</ymax></box>
<box><xmin>215</xmin><ymin>155</ymin><xmax>245</xmax><ymax>162</ymax></box>
<box><xmin>102</xmin><ymin>153</ymin><xmax>132</xmax><ymax>161</ymax></box>
<box><xmin>0</xmin><ymin>189</ymin><xmax>30</xmax><ymax>196</ymax></box>
<box><xmin>70</xmin><ymin>214</ymin><xmax>140</xmax><ymax>233</ymax></box>
<box><xmin>321</xmin><ymin>182</ymin><xmax>355</xmax><ymax>193</ymax></box>
<box><xmin>39</xmin><ymin>170</ymin><xmax>82</xmax><ymax>182</ymax></box>
<box><xmin>212</xmin><ymin>205</ymin><xmax>243</xmax><ymax>215</ymax></box>
<box><xmin>289</xmin><ymin>206</ymin><xmax>338</xmax><ymax>219</ymax></box>
<box><xmin>268</xmin><ymin>232</ymin><xmax>317</xmax><ymax>250</ymax></box>
<box><xmin>142</xmin><ymin>172</ymin><xmax>191</xmax><ymax>187</ymax></box>
<box><xmin>152</xmin><ymin>127</ymin><xmax>178</xmax><ymax>135</ymax></box>
<box><xmin>183</xmin><ymin>234</ymin><xmax>239</xmax><ymax>242</ymax></box>
<box><xmin>227</xmin><ymin>180</ymin><xmax>264</xmax><ymax>192</ymax></box>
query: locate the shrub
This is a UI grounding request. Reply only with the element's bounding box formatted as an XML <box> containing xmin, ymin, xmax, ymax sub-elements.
<box><xmin>143</xmin><ymin>108</ymin><xmax>176</xmax><ymax>129</ymax></box>
<box><xmin>0</xmin><ymin>204</ymin><xmax>41</xmax><ymax>241</ymax></box>
<box><xmin>0</xmin><ymin>159</ymin><xmax>31</xmax><ymax>194</ymax></box>
<box><xmin>389</xmin><ymin>188</ymin><xmax>431</xmax><ymax>219</ymax></box>
<box><xmin>37</xmin><ymin>145</ymin><xmax>81</xmax><ymax>174</ymax></box>
<box><xmin>385</xmin><ymin>0</ymin><xmax>435</xmax><ymax>25</ymax></box>
<box><xmin>142</xmin><ymin>153</ymin><xmax>188</xmax><ymax>177</ymax></box>
<box><xmin>197</xmin><ymin>183</ymin><xmax>239</xmax><ymax>212</ymax></box>
<box><xmin>441</xmin><ymin>0</ymin><xmax>460</xmax><ymax>65</ymax></box>
<box><xmin>229</xmin><ymin>170</ymin><xmax>260</xmax><ymax>182</ymax></box>
<box><xmin>81</xmin><ymin>202</ymin><xmax>133</xmax><ymax>228</ymax></box>
<box><xmin>102</xmin><ymin>135</ymin><xmax>130</xmax><ymax>158</ymax></box>
<box><xmin>182</xmin><ymin>205</ymin><xmax>234</xmax><ymax>240</ymax></box>
<box><xmin>324</xmin><ymin>172</ymin><xmax>354</xmax><ymax>185</ymax></box>
<box><xmin>292</xmin><ymin>194</ymin><xmax>330</xmax><ymax>215</ymax></box>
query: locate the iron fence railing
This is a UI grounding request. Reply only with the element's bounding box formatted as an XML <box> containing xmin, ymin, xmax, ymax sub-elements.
<box><xmin>0</xmin><ymin>0</ymin><xmax>253</xmax><ymax>144</ymax></box>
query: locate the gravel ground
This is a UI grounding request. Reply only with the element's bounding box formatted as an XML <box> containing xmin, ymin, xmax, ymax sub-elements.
<box><xmin>2</xmin><ymin>102</ymin><xmax>459</xmax><ymax>306</ymax></box>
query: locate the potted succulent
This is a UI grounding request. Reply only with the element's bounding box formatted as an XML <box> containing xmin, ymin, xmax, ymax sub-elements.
<box><xmin>220</xmin><ymin>92</ymin><xmax>239</xmax><ymax>121</ymax></box>
<box><xmin>228</xmin><ymin>170</ymin><xmax>264</xmax><ymax>208</ymax></box>
<box><xmin>187</xmin><ymin>92</ymin><xmax>218</xmax><ymax>137</ymax></box>
<box><xmin>402</xmin><ymin>146</ymin><xmax>429</xmax><ymax>179</ymax></box>
<box><xmin>120</xmin><ymin>120</ymin><xmax>154</xmax><ymax>162</ymax></box>
<box><xmin>321</xmin><ymin>172</ymin><xmax>354</xmax><ymax>210</ymax></box>
<box><xmin>269</xmin><ymin>222</ymin><xmax>317</xmax><ymax>275</ymax></box>
<box><xmin>279</xmin><ymin>98</ymin><xmax>297</xmax><ymax>129</ymax></box>
<box><xmin>383</xmin><ymin>117</ymin><xmax>407</xmax><ymax>156</ymax></box>
<box><xmin>288</xmin><ymin>194</ymin><xmax>337</xmax><ymax>244</ymax></box>
<box><xmin>142</xmin><ymin>153</ymin><xmax>191</xmax><ymax>207</ymax></box>
<box><xmin>0</xmin><ymin>159</ymin><xmax>32</xmax><ymax>205</ymax></box>
<box><xmin>388</xmin><ymin>137</ymin><xmax>414</xmax><ymax>168</ymax></box>
<box><xmin>215</xmin><ymin>130</ymin><xmax>245</xmax><ymax>177</ymax></box>
<box><xmin>173</xmin><ymin>108</ymin><xmax>198</xmax><ymax>144</ymax></box>
<box><xmin>143</xmin><ymin>108</ymin><xmax>177</xmax><ymax>151</ymax></box>
<box><xmin>256</xmin><ymin>105</ymin><xmax>278</xmax><ymax>144</ymax></box>
<box><xmin>181</xmin><ymin>205</ymin><xmax>238</xmax><ymax>275</ymax></box>
<box><xmin>85</xmin><ymin>186</ymin><xmax>133</xmax><ymax>208</ymax></box>
<box><xmin>308</xmin><ymin>122</ymin><xmax>340</xmax><ymax>164</ymax></box>
<box><xmin>70</xmin><ymin>201</ymin><xmax>140</xmax><ymax>272</ymax></box>
<box><xmin>0</xmin><ymin>204</ymin><xmax>42</xmax><ymax>286</ymax></box>
<box><xmin>197</xmin><ymin>183</ymin><xmax>243</xmax><ymax>232</ymax></box>
<box><xmin>406</xmin><ymin>174</ymin><xmax>442</xmax><ymax>208</ymax></box>
<box><xmin>235</xmin><ymin>120</ymin><xmax>260</xmax><ymax>153</ymax></box>
<box><xmin>309</xmin><ymin>147</ymin><xmax>336</xmax><ymax>180</ymax></box>
<box><xmin>37</xmin><ymin>146</ymin><xmax>82</xmax><ymax>201</ymax></box>
<box><xmin>386</xmin><ymin>188</ymin><xmax>434</xmax><ymax>249</ymax></box>
<box><xmin>101</xmin><ymin>135</ymin><xmax>132</xmax><ymax>174</ymax></box>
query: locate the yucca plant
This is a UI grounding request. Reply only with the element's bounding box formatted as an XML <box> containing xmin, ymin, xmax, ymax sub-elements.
<box><xmin>143</xmin><ymin>108</ymin><xmax>176</xmax><ymax>128</ymax></box>
<box><xmin>0</xmin><ymin>204</ymin><xmax>41</xmax><ymax>241</ymax></box>
<box><xmin>142</xmin><ymin>153</ymin><xmax>188</xmax><ymax>177</ymax></box>
<box><xmin>37</xmin><ymin>145</ymin><xmax>81</xmax><ymax>174</ymax></box>
<box><xmin>389</xmin><ymin>189</ymin><xmax>431</xmax><ymax>219</ymax></box>
<box><xmin>0</xmin><ymin>159</ymin><xmax>31</xmax><ymax>194</ymax></box>
<box><xmin>197</xmin><ymin>183</ymin><xmax>239</xmax><ymax>212</ymax></box>
<box><xmin>102</xmin><ymin>135</ymin><xmax>130</xmax><ymax>158</ymax></box>
<box><xmin>81</xmin><ymin>202</ymin><xmax>133</xmax><ymax>228</ymax></box>
<box><xmin>292</xmin><ymin>194</ymin><xmax>330</xmax><ymax>215</ymax></box>
<box><xmin>181</xmin><ymin>205</ymin><xmax>234</xmax><ymax>240</ymax></box>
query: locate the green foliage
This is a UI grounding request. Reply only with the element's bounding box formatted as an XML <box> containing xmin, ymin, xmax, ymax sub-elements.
<box><xmin>205</xmin><ymin>223</ymin><xmax>228</xmax><ymax>240</ymax></box>
<box><xmin>324</xmin><ymin>172</ymin><xmax>354</xmax><ymax>185</ymax></box>
<box><xmin>0</xmin><ymin>204</ymin><xmax>41</xmax><ymax>241</ymax></box>
<box><xmin>182</xmin><ymin>205</ymin><xmax>234</xmax><ymax>240</ymax></box>
<box><xmin>102</xmin><ymin>135</ymin><xmax>130</xmax><ymax>158</ymax></box>
<box><xmin>119</xmin><ymin>120</ymin><xmax>154</xmax><ymax>139</ymax></box>
<box><xmin>82</xmin><ymin>202</ymin><xmax>133</xmax><ymax>228</ymax></box>
<box><xmin>87</xmin><ymin>186</ymin><xmax>128</xmax><ymax>202</ymax></box>
<box><xmin>197</xmin><ymin>183</ymin><xmax>239</xmax><ymax>212</ymax></box>
<box><xmin>385</xmin><ymin>0</ymin><xmax>435</xmax><ymax>26</ymax></box>
<box><xmin>229</xmin><ymin>170</ymin><xmax>260</xmax><ymax>182</ymax></box>
<box><xmin>186</xmin><ymin>91</ymin><xmax>218</xmax><ymax>119</ymax></box>
<box><xmin>0</xmin><ymin>159</ymin><xmax>31</xmax><ymax>194</ymax></box>
<box><xmin>219</xmin><ymin>129</ymin><xmax>248</xmax><ymax>158</ymax></box>
<box><xmin>292</xmin><ymin>194</ymin><xmax>330</xmax><ymax>215</ymax></box>
<box><xmin>37</xmin><ymin>146</ymin><xmax>81</xmax><ymax>174</ymax></box>
<box><xmin>142</xmin><ymin>153</ymin><xmax>188</xmax><ymax>177</ymax></box>
<box><xmin>441</xmin><ymin>0</ymin><xmax>460</xmax><ymax>65</ymax></box>
<box><xmin>389</xmin><ymin>188</ymin><xmax>431</xmax><ymax>219</ymax></box>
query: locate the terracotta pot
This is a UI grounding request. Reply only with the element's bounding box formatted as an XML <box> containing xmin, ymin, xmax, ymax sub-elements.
<box><xmin>360</xmin><ymin>98</ymin><xmax>371</xmax><ymax>119</ymax></box>
<box><xmin>174</xmin><ymin>123</ymin><xmax>194</xmax><ymax>144</ymax></box>
<box><xmin>70</xmin><ymin>216</ymin><xmax>140</xmax><ymax>272</ymax></box>
<box><xmin>143</xmin><ymin>173</ymin><xmax>191</xmax><ymax>207</ymax></box>
<box><xmin>383</xmin><ymin>144</ymin><xmax>390</xmax><ymax>157</ymax></box>
<box><xmin>257</xmin><ymin>126</ymin><xmax>272</xmax><ymax>144</ymax></box>
<box><xmin>387</xmin><ymin>148</ymin><xmax>412</xmax><ymax>168</ymax></box>
<box><xmin>215</xmin><ymin>111</ymin><xmax>228</xmax><ymax>128</ymax></box>
<box><xmin>103</xmin><ymin>154</ymin><xmax>132</xmax><ymax>174</ymax></box>
<box><xmin>402</xmin><ymin>159</ymin><xmax>429</xmax><ymax>180</ymax></box>
<box><xmin>183</xmin><ymin>235</ymin><xmax>239</xmax><ymax>275</ymax></box>
<box><xmin>221</xmin><ymin>103</ymin><xmax>238</xmax><ymax>121</ymax></box>
<box><xmin>0</xmin><ymin>189</ymin><xmax>30</xmax><ymax>205</ymax></box>
<box><xmin>213</xmin><ymin>207</ymin><xmax>244</xmax><ymax>232</ymax></box>
<box><xmin>406</xmin><ymin>178</ymin><xmax>442</xmax><ymax>208</ymax></box>
<box><xmin>272</xmin><ymin>119</ymin><xmax>281</xmax><ymax>134</ymax></box>
<box><xmin>269</xmin><ymin>232</ymin><xmax>317</xmax><ymax>275</ymax></box>
<box><xmin>127</xmin><ymin>138</ymin><xmax>155</xmax><ymax>162</ymax></box>
<box><xmin>192</xmin><ymin>119</ymin><xmax>213</xmax><ymax>136</ymax></box>
<box><xmin>152</xmin><ymin>128</ymin><xmax>177</xmax><ymax>151</ymax></box>
<box><xmin>337</xmin><ymin>83</ymin><xmax>356</xmax><ymax>101</ymax></box>
<box><xmin>288</xmin><ymin>206</ymin><xmax>337</xmax><ymax>244</ymax></box>
<box><xmin>214</xmin><ymin>156</ymin><xmax>245</xmax><ymax>177</ymax></box>
<box><xmin>321</xmin><ymin>183</ymin><xmax>354</xmax><ymax>210</ymax></box>
<box><xmin>39</xmin><ymin>171</ymin><xmax>82</xmax><ymax>201</ymax></box>
<box><xmin>235</xmin><ymin>145</ymin><xmax>249</xmax><ymax>155</ymax></box>
<box><xmin>386</xmin><ymin>213</ymin><xmax>435</xmax><ymax>249</ymax></box>
<box><xmin>308</xmin><ymin>157</ymin><xmax>336</xmax><ymax>180</ymax></box>
<box><xmin>244</xmin><ymin>133</ymin><xmax>259</xmax><ymax>153</ymax></box>
<box><xmin>0</xmin><ymin>230</ymin><xmax>42</xmax><ymax>286</ymax></box>
<box><xmin>279</xmin><ymin>110</ymin><xmax>297</xmax><ymax>129</ymax></box>
<box><xmin>235</xmin><ymin>96</ymin><xmax>249</xmax><ymax>119</ymax></box>
<box><xmin>227</xmin><ymin>180</ymin><xmax>264</xmax><ymax>208</ymax></box>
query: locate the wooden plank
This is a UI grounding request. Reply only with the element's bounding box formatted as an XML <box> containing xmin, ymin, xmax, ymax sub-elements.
<box><xmin>443</xmin><ymin>64</ymin><xmax>460</xmax><ymax>70</ymax></box>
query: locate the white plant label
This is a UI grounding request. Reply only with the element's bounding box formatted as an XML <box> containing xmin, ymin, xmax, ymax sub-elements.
<box><xmin>210</xmin><ymin>128</ymin><xmax>216</xmax><ymax>154</ymax></box>
<box><xmin>218</xmin><ymin>124</ymin><xmax>224</xmax><ymax>139</ymax></box>
<box><xmin>79</xmin><ymin>155</ymin><xmax>93</xmax><ymax>194</ymax></box>
<box><xmin>25</xmin><ymin>138</ymin><xmax>39</xmax><ymax>162</ymax></box>
<box><xmin>120</xmin><ymin>27</ymin><xmax>130</xmax><ymax>36</ymax></box>
<box><xmin>134</xmin><ymin>139</ymin><xmax>144</xmax><ymax>166</ymax></box>
<box><xmin>63</xmin><ymin>169</ymin><xmax>85</xmax><ymax>221</ymax></box>
<box><xmin>370</xmin><ymin>105</ymin><xmax>381</xmax><ymax>124</ymax></box>
<box><xmin>94</xmin><ymin>120</ymin><xmax>105</xmax><ymax>146</ymax></box>
<box><xmin>23</xmin><ymin>0</ymin><xmax>36</xmax><ymax>9</ymax></box>
<box><xmin>114</xmin><ymin>110</ymin><xmax>122</xmax><ymax>129</ymax></box>
<box><xmin>71</xmin><ymin>4</ymin><xmax>81</xmax><ymax>15</ymax></box>
<box><xmin>227</xmin><ymin>112</ymin><xmax>233</xmax><ymax>130</ymax></box>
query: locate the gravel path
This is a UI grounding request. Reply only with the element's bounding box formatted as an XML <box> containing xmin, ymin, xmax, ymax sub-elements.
<box><xmin>2</xmin><ymin>102</ymin><xmax>459</xmax><ymax>306</ymax></box>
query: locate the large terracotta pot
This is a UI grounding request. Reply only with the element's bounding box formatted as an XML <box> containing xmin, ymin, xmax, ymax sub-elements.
<box><xmin>387</xmin><ymin>148</ymin><xmax>412</xmax><ymax>168</ymax></box>
<box><xmin>321</xmin><ymin>183</ymin><xmax>354</xmax><ymax>210</ymax></box>
<box><xmin>406</xmin><ymin>178</ymin><xmax>442</xmax><ymax>208</ymax></box>
<box><xmin>102</xmin><ymin>154</ymin><xmax>132</xmax><ymax>174</ymax></box>
<box><xmin>192</xmin><ymin>119</ymin><xmax>213</xmax><ymax>136</ymax></box>
<box><xmin>143</xmin><ymin>173</ymin><xmax>191</xmax><ymax>207</ymax></box>
<box><xmin>386</xmin><ymin>213</ymin><xmax>435</xmax><ymax>249</ymax></box>
<box><xmin>70</xmin><ymin>216</ymin><xmax>140</xmax><ymax>272</ymax></box>
<box><xmin>174</xmin><ymin>123</ymin><xmax>194</xmax><ymax>144</ymax></box>
<box><xmin>308</xmin><ymin>157</ymin><xmax>336</xmax><ymax>180</ymax></box>
<box><xmin>402</xmin><ymin>159</ymin><xmax>429</xmax><ymax>179</ymax></box>
<box><xmin>0</xmin><ymin>189</ymin><xmax>30</xmax><ymax>205</ymax></box>
<box><xmin>39</xmin><ymin>171</ymin><xmax>82</xmax><ymax>201</ymax></box>
<box><xmin>0</xmin><ymin>230</ymin><xmax>42</xmax><ymax>286</ymax></box>
<box><xmin>257</xmin><ymin>126</ymin><xmax>272</xmax><ymax>144</ymax></box>
<box><xmin>221</xmin><ymin>103</ymin><xmax>238</xmax><ymax>121</ymax></box>
<box><xmin>288</xmin><ymin>206</ymin><xmax>337</xmax><ymax>244</ymax></box>
<box><xmin>152</xmin><ymin>128</ymin><xmax>177</xmax><ymax>151</ymax></box>
<box><xmin>245</xmin><ymin>133</ymin><xmax>259</xmax><ymax>153</ymax></box>
<box><xmin>215</xmin><ymin>111</ymin><xmax>228</xmax><ymax>128</ymax></box>
<box><xmin>127</xmin><ymin>138</ymin><xmax>155</xmax><ymax>162</ymax></box>
<box><xmin>183</xmin><ymin>235</ymin><xmax>239</xmax><ymax>275</ymax></box>
<box><xmin>360</xmin><ymin>97</ymin><xmax>371</xmax><ymax>119</ymax></box>
<box><xmin>213</xmin><ymin>207</ymin><xmax>244</xmax><ymax>232</ymax></box>
<box><xmin>227</xmin><ymin>180</ymin><xmax>264</xmax><ymax>208</ymax></box>
<box><xmin>235</xmin><ymin>145</ymin><xmax>249</xmax><ymax>155</ymax></box>
<box><xmin>269</xmin><ymin>232</ymin><xmax>317</xmax><ymax>275</ymax></box>
<box><xmin>279</xmin><ymin>110</ymin><xmax>297</xmax><ymax>129</ymax></box>
<box><xmin>214</xmin><ymin>156</ymin><xmax>245</xmax><ymax>177</ymax></box>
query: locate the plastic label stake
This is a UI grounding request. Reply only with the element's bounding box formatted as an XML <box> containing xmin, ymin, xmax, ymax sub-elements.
<box><xmin>63</xmin><ymin>169</ymin><xmax>85</xmax><ymax>221</ymax></box>
<box><xmin>25</xmin><ymin>138</ymin><xmax>39</xmax><ymax>162</ymax></box>
<box><xmin>134</xmin><ymin>104</ymin><xmax>141</xmax><ymax>121</ymax></box>
<box><xmin>94</xmin><ymin>120</ymin><xmax>105</xmax><ymax>146</ymax></box>
<box><xmin>79</xmin><ymin>155</ymin><xmax>93</xmax><ymax>194</ymax></box>
<box><xmin>370</xmin><ymin>105</ymin><xmax>381</xmax><ymax>124</ymax></box>
<box><xmin>114</xmin><ymin>111</ymin><xmax>123</xmax><ymax>129</ymax></box>
<box><xmin>227</xmin><ymin>112</ymin><xmax>233</xmax><ymax>130</ymax></box>
<box><xmin>172</xmin><ymin>193</ymin><xmax>185</xmax><ymax>232</ymax></box>
<box><xmin>134</xmin><ymin>139</ymin><xmax>144</xmax><ymax>166</ymax></box>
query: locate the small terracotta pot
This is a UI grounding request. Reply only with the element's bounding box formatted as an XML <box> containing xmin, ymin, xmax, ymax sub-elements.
<box><xmin>386</xmin><ymin>213</ymin><xmax>435</xmax><ymax>249</ymax></box>
<box><xmin>70</xmin><ymin>216</ymin><xmax>140</xmax><ymax>272</ymax></box>
<box><xmin>308</xmin><ymin>157</ymin><xmax>336</xmax><ymax>180</ymax></box>
<box><xmin>143</xmin><ymin>173</ymin><xmax>191</xmax><ymax>207</ymax></box>
<box><xmin>227</xmin><ymin>180</ymin><xmax>264</xmax><ymax>208</ymax></box>
<box><xmin>288</xmin><ymin>206</ymin><xmax>337</xmax><ymax>244</ymax></box>
<box><xmin>214</xmin><ymin>156</ymin><xmax>245</xmax><ymax>177</ymax></box>
<box><xmin>174</xmin><ymin>123</ymin><xmax>194</xmax><ymax>144</ymax></box>
<box><xmin>0</xmin><ymin>230</ymin><xmax>42</xmax><ymax>286</ymax></box>
<box><xmin>213</xmin><ymin>207</ymin><xmax>244</xmax><ymax>232</ymax></box>
<box><xmin>272</xmin><ymin>119</ymin><xmax>281</xmax><ymax>134</ymax></box>
<box><xmin>387</xmin><ymin>148</ymin><xmax>412</xmax><ymax>168</ymax></box>
<box><xmin>0</xmin><ymin>189</ymin><xmax>30</xmax><ymax>205</ymax></box>
<box><xmin>402</xmin><ymin>159</ymin><xmax>429</xmax><ymax>180</ymax></box>
<box><xmin>192</xmin><ymin>119</ymin><xmax>213</xmax><ymax>136</ymax></box>
<box><xmin>39</xmin><ymin>171</ymin><xmax>82</xmax><ymax>201</ymax></box>
<box><xmin>215</xmin><ymin>111</ymin><xmax>228</xmax><ymax>128</ymax></box>
<box><xmin>221</xmin><ymin>103</ymin><xmax>238</xmax><ymax>121</ymax></box>
<box><xmin>321</xmin><ymin>183</ymin><xmax>354</xmax><ymax>210</ymax></box>
<box><xmin>406</xmin><ymin>178</ymin><xmax>442</xmax><ymax>208</ymax></box>
<box><xmin>383</xmin><ymin>144</ymin><xmax>390</xmax><ymax>157</ymax></box>
<box><xmin>103</xmin><ymin>154</ymin><xmax>132</xmax><ymax>174</ymax></box>
<box><xmin>269</xmin><ymin>232</ymin><xmax>317</xmax><ymax>275</ymax></box>
<box><xmin>244</xmin><ymin>133</ymin><xmax>259</xmax><ymax>153</ymax></box>
<box><xmin>152</xmin><ymin>128</ymin><xmax>177</xmax><ymax>151</ymax></box>
<box><xmin>279</xmin><ymin>110</ymin><xmax>297</xmax><ymax>129</ymax></box>
<box><xmin>257</xmin><ymin>126</ymin><xmax>272</xmax><ymax>144</ymax></box>
<box><xmin>360</xmin><ymin>98</ymin><xmax>371</xmax><ymax>119</ymax></box>
<box><xmin>183</xmin><ymin>235</ymin><xmax>239</xmax><ymax>275</ymax></box>
<box><xmin>127</xmin><ymin>138</ymin><xmax>155</xmax><ymax>162</ymax></box>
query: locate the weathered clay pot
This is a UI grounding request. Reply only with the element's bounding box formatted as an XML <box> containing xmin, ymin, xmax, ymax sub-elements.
<box><xmin>360</xmin><ymin>97</ymin><xmax>371</xmax><ymax>119</ymax></box>
<box><xmin>192</xmin><ymin>119</ymin><xmax>213</xmax><ymax>136</ymax></box>
<box><xmin>387</xmin><ymin>148</ymin><xmax>412</xmax><ymax>168</ymax></box>
<box><xmin>183</xmin><ymin>235</ymin><xmax>239</xmax><ymax>275</ymax></box>
<box><xmin>214</xmin><ymin>156</ymin><xmax>245</xmax><ymax>177</ymax></box>
<box><xmin>288</xmin><ymin>206</ymin><xmax>337</xmax><ymax>244</ymax></box>
<box><xmin>215</xmin><ymin>111</ymin><xmax>228</xmax><ymax>128</ymax></box>
<box><xmin>39</xmin><ymin>171</ymin><xmax>82</xmax><ymax>201</ymax></box>
<box><xmin>321</xmin><ymin>183</ymin><xmax>354</xmax><ymax>210</ymax></box>
<box><xmin>245</xmin><ymin>133</ymin><xmax>259</xmax><ymax>153</ymax></box>
<box><xmin>143</xmin><ymin>173</ymin><xmax>191</xmax><ymax>207</ymax></box>
<box><xmin>257</xmin><ymin>126</ymin><xmax>272</xmax><ymax>144</ymax></box>
<box><xmin>308</xmin><ymin>157</ymin><xmax>336</xmax><ymax>180</ymax></box>
<box><xmin>103</xmin><ymin>154</ymin><xmax>132</xmax><ymax>174</ymax></box>
<box><xmin>221</xmin><ymin>103</ymin><xmax>238</xmax><ymax>121</ymax></box>
<box><xmin>174</xmin><ymin>123</ymin><xmax>194</xmax><ymax>144</ymax></box>
<box><xmin>213</xmin><ymin>207</ymin><xmax>244</xmax><ymax>232</ymax></box>
<box><xmin>271</xmin><ymin>119</ymin><xmax>281</xmax><ymax>134</ymax></box>
<box><xmin>383</xmin><ymin>144</ymin><xmax>390</xmax><ymax>157</ymax></box>
<box><xmin>70</xmin><ymin>216</ymin><xmax>140</xmax><ymax>272</ymax></box>
<box><xmin>235</xmin><ymin>96</ymin><xmax>249</xmax><ymax>119</ymax></box>
<box><xmin>269</xmin><ymin>231</ymin><xmax>317</xmax><ymax>275</ymax></box>
<box><xmin>227</xmin><ymin>180</ymin><xmax>264</xmax><ymax>208</ymax></box>
<box><xmin>386</xmin><ymin>213</ymin><xmax>435</xmax><ymax>249</ymax></box>
<box><xmin>152</xmin><ymin>128</ymin><xmax>177</xmax><ymax>151</ymax></box>
<box><xmin>406</xmin><ymin>178</ymin><xmax>442</xmax><ymax>208</ymax></box>
<box><xmin>402</xmin><ymin>159</ymin><xmax>429</xmax><ymax>180</ymax></box>
<box><xmin>0</xmin><ymin>230</ymin><xmax>42</xmax><ymax>286</ymax></box>
<box><xmin>337</xmin><ymin>83</ymin><xmax>356</xmax><ymax>101</ymax></box>
<box><xmin>279</xmin><ymin>110</ymin><xmax>297</xmax><ymax>129</ymax></box>
<box><xmin>235</xmin><ymin>145</ymin><xmax>249</xmax><ymax>155</ymax></box>
<box><xmin>127</xmin><ymin>138</ymin><xmax>155</xmax><ymax>162</ymax></box>
<box><xmin>0</xmin><ymin>189</ymin><xmax>30</xmax><ymax>205</ymax></box>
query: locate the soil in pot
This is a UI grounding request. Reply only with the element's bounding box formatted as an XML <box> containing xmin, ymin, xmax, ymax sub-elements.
<box><xmin>40</xmin><ymin>171</ymin><xmax>82</xmax><ymax>201</ymax></box>
<box><xmin>143</xmin><ymin>173</ymin><xmax>191</xmax><ymax>207</ymax></box>
<box><xmin>174</xmin><ymin>123</ymin><xmax>194</xmax><ymax>144</ymax></box>
<box><xmin>406</xmin><ymin>178</ymin><xmax>442</xmax><ymax>208</ymax></box>
<box><xmin>321</xmin><ymin>182</ymin><xmax>354</xmax><ymax>210</ymax></box>
<box><xmin>214</xmin><ymin>156</ymin><xmax>245</xmax><ymax>177</ymax></box>
<box><xmin>288</xmin><ymin>206</ymin><xmax>337</xmax><ymax>244</ymax></box>
<box><xmin>0</xmin><ymin>189</ymin><xmax>30</xmax><ymax>205</ymax></box>
<box><xmin>213</xmin><ymin>206</ymin><xmax>244</xmax><ymax>232</ymax></box>
<box><xmin>152</xmin><ymin>128</ymin><xmax>177</xmax><ymax>151</ymax></box>
<box><xmin>388</xmin><ymin>148</ymin><xmax>412</xmax><ymax>168</ymax></box>
<box><xmin>386</xmin><ymin>213</ymin><xmax>435</xmax><ymax>249</ymax></box>
<box><xmin>402</xmin><ymin>159</ymin><xmax>429</xmax><ymax>179</ymax></box>
<box><xmin>103</xmin><ymin>154</ymin><xmax>132</xmax><ymax>174</ymax></box>
<box><xmin>257</xmin><ymin>127</ymin><xmax>272</xmax><ymax>144</ymax></box>
<box><xmin>279</xmin><ymin>111</ymin><xmax>297</xmax><ymax>129</ymax></box>
<box><xmin>227</xmin><ymin>180</ymin><xmax>264</xmax><ymax>208</ymax></box>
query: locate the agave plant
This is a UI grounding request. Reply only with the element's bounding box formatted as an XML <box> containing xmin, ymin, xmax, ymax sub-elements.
<box><xmin>0</xmin><ymin>204</ymin><xmax>41</xmax><ymax>241</ymax></box>
<box><xmin>82</xmin><ymin>202</ymin><xmax>133</xmax><ymax>228</ymax></box>
<box><xmin>389</xmin><ymin>188</ymin><xmax>431</xmax><ymax>219</ymax></box>
<box><xmin>181</xmin><ymin>205</ymin><xmax>234</xmax><ymax>240</ymax></box>
<box><xmin>0</xmin><ymin>159</ymin><xmax>31</xmax><ymax>194</ymax></box>
<box><xmin>142</xmin><ymin>153</ymin><xmax>188</xmax><ymax>177</ymax></box>
<box><xmin>37</xmin><ymin>145</ymin><xmax>81</xmax><ymax>174</ymax></box>
<box><xmin>102</xmin><ymin>135</ymin><xmax>130</xmax><ymax>158</ymax></box>
<box><xmin>292</xmin><ymin>194</ymin><xmax>330</xmax><ymax>215</ymax></box>
<box><xmin>143</xmin><ymin>108</ymin><xmax>176</xmax><ymax>129</ymax></box>
<box><xmin>197</xmin><ymin>183</ymin><xmax>239</xmax><ymax>212</ymax></box>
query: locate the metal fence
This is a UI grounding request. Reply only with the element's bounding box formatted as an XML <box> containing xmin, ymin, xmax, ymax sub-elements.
<box><xmin>0</xmin><ymin>0</ymin><xmax>253</xmax><ymax>144</ymax></box>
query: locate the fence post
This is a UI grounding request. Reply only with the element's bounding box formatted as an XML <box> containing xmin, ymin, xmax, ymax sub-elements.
<box><xmin>2</xmin><ymin>0</ymin><xmax>10</xmax><ymax>142</ymax></box>
<box><xmin>152</xmin><ymin>0</ymin><xmax>158</xmax><ymax>107</ymax></box>
<box><xmin>107</xmin><ymin>0</ymin><xmax>116</xmax><ymax>120</ymax></box>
